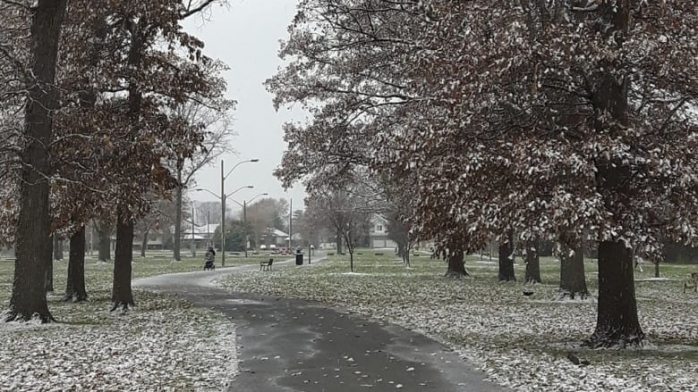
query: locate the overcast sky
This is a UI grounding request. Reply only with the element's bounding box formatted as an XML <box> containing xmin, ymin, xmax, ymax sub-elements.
<box><xmin>183</xmin><ymin>0</ymin><xmax>306</xmax><ymax>215</ymax></box>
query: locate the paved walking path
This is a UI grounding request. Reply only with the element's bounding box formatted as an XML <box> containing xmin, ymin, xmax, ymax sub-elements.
<box><xmin>134</xmin><ymin>256</ymin><xmax>506</xmax><ymax>392</ymax></box>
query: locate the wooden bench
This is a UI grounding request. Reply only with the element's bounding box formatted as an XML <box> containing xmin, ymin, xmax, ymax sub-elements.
<box><xmin>260</xmin><ymin>258</ymin><xmax>273</xmax><ymax>271</ymax></box>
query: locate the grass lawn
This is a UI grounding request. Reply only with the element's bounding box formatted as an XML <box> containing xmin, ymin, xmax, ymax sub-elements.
<box><xmin>221</xmin><ymin>249</ymin><xmax>698</xmax><ymax>392</ymax></box>
<box><xmin>0</xmin><ymin>250</ymin><xmax>266</xmax><ymax>391</ymax></box>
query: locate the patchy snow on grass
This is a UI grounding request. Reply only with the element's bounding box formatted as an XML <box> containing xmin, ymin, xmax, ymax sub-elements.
<box><xmin>0</xmin><ymin>292</ymin><xmax>237</xmax><ymax>392</ymax></box>
<box><xmin>220</xmin><ymin>256</ymin><xmax>698</xmax><ymax>392</ymax></box>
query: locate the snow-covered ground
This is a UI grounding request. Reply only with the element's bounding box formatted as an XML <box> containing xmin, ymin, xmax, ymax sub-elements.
<box><xmin>0</xmin><ymin>255</ymin><xmax>242</xmax><ymax>392</ymax></box>
<box><xmin>220</xmin><ymin>257</ymin><xmax>698</xmax><ymax>392</ymax></box>
<box><xmin>0</xmin><ymin>291</ymin><xmax>237</xmax><ymax>392</ymax></box>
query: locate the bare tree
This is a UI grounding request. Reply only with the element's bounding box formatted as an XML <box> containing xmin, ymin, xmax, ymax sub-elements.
<box><xmin>307</xmin><ymin>182</ymin><xmax>372</xmax><ymax>272</ymax></box>
<box><xmin>171</xmin><ymin>66</ymin><xmax>235</xmax><ymax>261</ymax></box>
<box><xmin>197</xmin><ymin>200</ymin><xmax>222</xmax><ymax>224</ymax></box>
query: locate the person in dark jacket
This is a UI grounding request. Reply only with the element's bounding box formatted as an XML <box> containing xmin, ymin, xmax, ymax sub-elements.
<box><xmin>204</xmin><ymin>245</ymin><xmax>216</xmax><ymax>270</ymax></box>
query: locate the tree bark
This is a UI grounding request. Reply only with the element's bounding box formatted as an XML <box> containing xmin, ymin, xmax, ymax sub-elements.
<box><xmin>343</xmin><ymin>231</ymin><xmax>355</xmax><ymax>271</ymax></box>
<box><xmin>558</xmin><ymin>244</ymin><xmax>589</xmax><ymax>300</ymax></box>
<box><xmin>524</xmin><ymin>238</ymin><xmax>541</xmax><ymax>283</ymax></box>
<box><xmin>173</xmin><ymin>172</ymin><xmax>183</xmax><ymax>261</ymax></box>
<box><xmin>45</xmin><ymin>234</ymin><xmax>54</xmax><ymax>293</ymax></box>
<box><xmin>111</xmin><ymin>207</ymin><xmax>135</xmax><ymax>311</ymax></box>
<box><xmin>445</xmin><ymin>249</ymin><xmax>468</xmax><ymax>278</ymax></box>
<box><xmin>64</xmin><ymin>225</ymin><xmax>88</xmax><ymax>302</ymax></box>
<box><xmin>585</xmin><ymin>240</ymin><xmax>644</xmax><ymax>348</ymax></box>
<box><xmin>336</xmin><ymin>228</ymin><xmax>343</xmax><ymax>254</ymax></box>
<box><xmin>7</xmin><ymin>0</ymin><xmax>68</xmax><ymax>322</ymax></box>
<box><xmin>396</xmin><ymin>244</ymin><xmax>404</xmax><ymax>259</ymax></box>
<box><xmin>97</xmin><ymin>222</ymin><xmax>111</xmax><ymax>261</ymax></box>
<box><xmin>498</xmin><ymin>232</ymin><xmax>516</xmax><ymax>281</ymax></box>
<box><xmin>404</xmin><ymin>244</ymin><xmax>411</xmax><ymax>268</ymax></box>
<box><xmin>583</xmin><ymin>1</ymin><xmax>643</xmax><ymax>347</ymax></box>
<box><xmin>654</xmin><ymin>259</ymin><xmax>659</xmax><ymax>278</ymax></box>
<box><xmin>53</xmin><ymin>235</ymin><xmax>63</xmax><ymax>260</ymax></box>
<box><xmin>140</xmin><ymin>228</ymin><xmax>149</xmax><ymax>257</ymax></box>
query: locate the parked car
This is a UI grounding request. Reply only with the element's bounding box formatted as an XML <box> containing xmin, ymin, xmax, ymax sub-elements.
<box><xmin>269</xmin><ymin>244</ymin><xmax>277</xmax><ymax>250</ymax></box>
<box><xmin>260</xmin><ymin>245</ymin><xmax>267</xmax><ymax>250</ymax></box>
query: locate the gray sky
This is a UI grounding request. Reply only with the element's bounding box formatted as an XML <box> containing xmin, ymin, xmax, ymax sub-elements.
<box><xmin>183</xmin><ymin>0</ymin><xmax>307</xmax><ymax>214</ymax></box>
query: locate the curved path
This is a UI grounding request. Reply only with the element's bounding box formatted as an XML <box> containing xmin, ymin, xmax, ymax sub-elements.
<box><xmin>134</xmin><ymin>258</ymin><xmax>506</xmax><ymax>392</ymax></box>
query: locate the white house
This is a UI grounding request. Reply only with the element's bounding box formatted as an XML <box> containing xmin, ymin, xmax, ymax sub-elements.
<box><xmin>369</xmin><ymin>214</ymin><xmax>397</xmax><ymax>249</ymax></box>
<box><xmin>263</xmin><ymin>228</ymin><xmax>290</xmax><ymax>247</ymax></box>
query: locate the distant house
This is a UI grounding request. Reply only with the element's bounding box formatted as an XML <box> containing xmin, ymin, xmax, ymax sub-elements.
<box><xmin>111</xmin><ymin>233</ymin><xmax>164</xmax><ymax>251</ymax></box>
<box><xmin>369</xmin><ymin>214</ymin><xmax>397</xmax><ymax>249</ymax></box>
<box><xmin>262</xmin><ymin>228</ymin><xmax>290</xmax><ymax>247</ymax></box>
<box><xmin>180</xmin><ymin>223</ymin><xmax>219</xmax><ymax>249</ymax></box>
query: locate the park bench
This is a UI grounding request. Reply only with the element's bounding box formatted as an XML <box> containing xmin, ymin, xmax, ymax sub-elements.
<box><xmin>260</xmin><ymin>258</ymin><xmax>273</xmax><ymax>271</ymax></box>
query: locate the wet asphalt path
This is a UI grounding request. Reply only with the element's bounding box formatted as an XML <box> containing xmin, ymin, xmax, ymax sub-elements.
<box><xmin>134</xmin><ymin>258</ymin><xmax>506</xmax><ymax>392</ymax></box>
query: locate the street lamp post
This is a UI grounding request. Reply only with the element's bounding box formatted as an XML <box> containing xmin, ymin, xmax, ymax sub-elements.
<box><xmin>220</xmin><ymin>163</ymin><xmax>226</xmax><ymax>265</ymax></box>
<box><xmin>218</xmin><ymin>159</ymin><xmax>258</xmax><ymax>266</ymax></box>
<box><xmin>228</xmin><ymin>192</ymin><xmax>268</xmax><ymax>257</ymax></box>
<box><xmin>196</xmin><ymin>186</ymin><xmax>256</xmax><ymax>266</ymax></box>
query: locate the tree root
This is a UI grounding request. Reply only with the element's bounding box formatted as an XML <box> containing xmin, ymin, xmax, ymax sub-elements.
<box><xmin>62</xmin><ymin>292</ymin><xmax>88</xmax><ymax>303</ymax></box>
<box><xmin>110</xmin><ymin>301</ymin><xmax>135</xmax><ymax>312</ymax></box>
<box><xmin>583</xmin><ymin>329</ymin><xmax>645</xmax><ymax>349</ymax></box>
<box><xmin>553</xmin><ymin>290</ymin><xmax>590</xmax><ymax>301</ymax></box>
<box><xmin>444</xmin><ymin>269</ymin><xmax>470</xmax><ymax>278</ymax></box>
<box><xmin>4</xmin><ymin>310</ymin><xmax>56</xmax><ymax>323</ymax></box>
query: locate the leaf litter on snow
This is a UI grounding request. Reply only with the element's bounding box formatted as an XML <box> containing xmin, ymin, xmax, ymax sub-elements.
<box><xmin>0</xmin><ymin>293</ymin><xmax>237</xmax><ymax>392</ymax></box>
<box><xmin>221</xmin><ymin>255</ymin><xmax>698</xmax><ymax>392</ymax></box>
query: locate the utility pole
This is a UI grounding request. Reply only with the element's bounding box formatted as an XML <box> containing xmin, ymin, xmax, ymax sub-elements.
<box><xmin>220</xmin><ymin>160</ymin><xmax>226</xmax><ymax>267</ymax></box>
<box><xmin>244</xmin><ymin>200</ymin><xmax>248</xmax><ymax>258</ymax></box>
<box><xmin>191</xmin><ymin>203</ymin><xmax>196</xmax><ymax>257</ymax></box>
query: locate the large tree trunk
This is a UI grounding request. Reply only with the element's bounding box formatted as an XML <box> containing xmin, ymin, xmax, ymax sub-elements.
<box><xmin>97</xmin><ymin>222</ymin><xmax>111</xmax><ymax>261</ymax></box>
<box><xmin>585</xmin><ymin>240</ymin><xmax>644</xmax><ymax>348</ymax></box>
<box><xmin>53</xmin><ymin>235</ymin><xmax>63</xmax><ymax>260</ymax></box>
<box><xmin>445</xmin><ymin>249</ymin><xmax>468</xmax><ymax>278</ymax></box>
<box><xmin>111</xmin><ymin>208</ymin><xmax>135</xmax><ymax>311</ymax></box>
<box><xmin>336</xmin><ymin>228</ymin><xmax>343</xmax><ymax>254</ymax></box>
<box><xmin>64</xmin><ymin>225</ymin><xmax>88</xmax><ymax>302</ymax></box>
<box><xmin>404</xmin><ymin>243</ymin><xmax>411</xmax><ymax>268</ymax></box>
<box><xmin>558</xmin><ymin>244</ymin><xmax>589</xmax><ymax>300</ymax></box>
<box><xmin>173</xmin><ymin>174</ymin><xmax>183</xmax><ymax>261</ymax></box>
<box><xmin>524</xmin><ymin>238</ymin><xmax>541</xmax><ymax>284</ymax></box>
<box><xmin>45</xmin><ymin>234</ymin><xmax>54</xmax><ymax>293</ymax></box>
<box><xmin>7</xmin><ymin>0</ymin><xmax>68</xmax><ymax>322</ymax></box>
<box><xmin>140</xmin><ymin>228</ymin><xmax>149</xmax><ymax>257</ymax></box>
<box><xmin>654</xmin><ymin>259</ymin><xmax>659</xmax><ymax>278</ymax></box>
<box><xmin>584</xmin><ymin>1</ymin><xmax>643</xmax><ymax>347</ymax></box>
<box><xmin>498</xmin><ymin>232</ymin><xmax>516</xmax><ymax>282</ymax></box>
